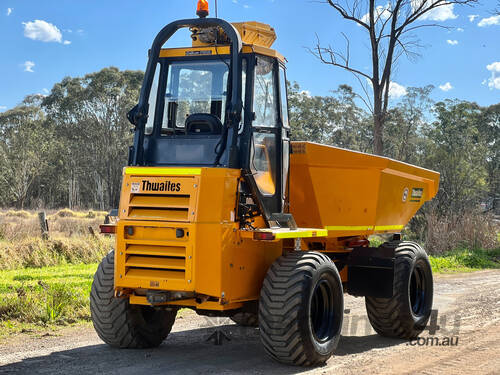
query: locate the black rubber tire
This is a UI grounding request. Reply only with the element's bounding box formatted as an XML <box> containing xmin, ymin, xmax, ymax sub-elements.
<box><xmin>90</xmin><ymin>251</ymin><xmax>177</xmax><ymax>348</ymax></box>
<box><xmin>259</xmin><ymin>251</ymin><xmax>344</xmax><ymax>366</ymax></box>
<box><xmin>365</xmin><ymin>241</ymin><xmax>433</xmax><ymax>339</ymax></box>
<box><xmin>231</xmin><ymin>312</ymin><xmax>259</xmax><ymax>327</ymax></box>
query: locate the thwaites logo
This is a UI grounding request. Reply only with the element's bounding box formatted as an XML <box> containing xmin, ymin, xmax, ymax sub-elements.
<box><xmin>141</xmin><ymin>180</ymin><xmax>181</xmax><ymax>192</ymax></box>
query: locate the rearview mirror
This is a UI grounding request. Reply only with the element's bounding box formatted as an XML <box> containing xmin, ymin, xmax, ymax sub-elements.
<box><xmin>127</xmin><ymin>104</ymin><xmax>140</xmax><ymax>126</ymax></box>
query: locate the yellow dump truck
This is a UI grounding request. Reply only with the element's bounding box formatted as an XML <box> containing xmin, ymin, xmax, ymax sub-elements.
<box><xmin>91</xmin><ymin>6</ymin><xmax>440</xmax><ymax>366</ymax></box>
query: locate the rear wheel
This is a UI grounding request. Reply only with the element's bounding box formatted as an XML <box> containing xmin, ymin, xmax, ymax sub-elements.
<box><xmin>259</xmin><ymin>251</ymin><xmax>343</xmax><ymax>366</ymax></box>
<box><xmin>90</xmin><ymin>251</ymin><xmax>177</xmax><ymax>348</ymax></box>
<box><xmin>365</xmin><ymin>241</ymin><xmax>433</xmax><ymax>339</ymax></box>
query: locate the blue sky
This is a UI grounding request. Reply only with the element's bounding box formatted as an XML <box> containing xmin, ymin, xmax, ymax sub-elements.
<box><xmin>0</xmin><ymin>0</ymin><xmax>499</xmax><ymax>113</ymax></box>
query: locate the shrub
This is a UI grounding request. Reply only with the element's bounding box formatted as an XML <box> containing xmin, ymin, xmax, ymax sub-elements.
<box><xmin>55</xmin><ymin>209</ymin><xmax>76</xmax><ymax>218</ymax></box>
<box><xmin>4</xmin><ymin>210</ymin><xmax>32</xmax><ymax>218</ymax></box>
<box><xmin>406</xmin><ymin>209</ymin><xmax>499</xmax><ymax>254</ymax></box>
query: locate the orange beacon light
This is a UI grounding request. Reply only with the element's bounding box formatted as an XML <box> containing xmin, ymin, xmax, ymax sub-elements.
<box><xmin>197</xmin><ymin>0</ymin><xmax>209</xmax><ymax>18</ymax></box>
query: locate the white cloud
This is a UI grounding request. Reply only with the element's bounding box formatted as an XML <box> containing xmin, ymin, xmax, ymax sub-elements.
<box><xmin>63</xmin><ymin>40</ymin><xmax>71</xmax><ymax>45</ymax></box>
<box><xmin>478</xmin><ymin>15</ymin><xmax>500</xmax><ymax>27</ymax></box>
<box><xmin>42</xmin><ymin>88</ymin><xmax>49</xmax><ymax>94</ymax></box>
<box><xmin>413</xmin><ymin>1</ymin><xmax>457</xmax><ymax>21</ymax></box>
<box><xmin>486</xmin><ymin>62</ymin><xmax>500</xmax><ymax>90</ymax></box>
<box><xmin>243</xmin><ymin>4</ymin><xmax>250</xmax><ymax>9</ymax></box>
<box><xmin>6</xmin><ymin>8</ymin><xmax>13</xmax><ymax>16</ymax></box>
<box><xmin>23</xmin><ymin>61</ymin><xmax>35</xmax><ymax>72</ymax></box>
<box><xmin>439</xmin><ymin>82</ymin><xmax>453</xmax><ymax>91</ymax></box>
<box><xmin>361</xmin><ymin>3</ymin><xmax>391</xmax><ymax>25</ymax></box>
<box><xmin>366</xmin><ymin>79</ymin><xmax>407</xmax><ymax>98</ymax></box>
<box><xmin>0</xmin><ymin>106</ymin><xmax>7</xmax><ymax>111</ymax></box>
<box><xmin>23</xmin><ymin>20</ymin><xmax>63</xmax><ymax>43</ymax></box>
<box><xmin>456</xmin><ymin>27</ymin><xmax>464</xmax><ymax>32</ymax></box>
<box><xmin>468</xmin><ymin>14</ymin><xmax>479</xmax><ymax>22</ymax></box>
<box><xmin>446</xmin><ymin>39</ymin><xmax>458</xmax><ymax>45</ymax></box>
<box><xmin>389</xmin><ymin>82</ymin><xmax>407</xmax><ymax>98</ymax></box>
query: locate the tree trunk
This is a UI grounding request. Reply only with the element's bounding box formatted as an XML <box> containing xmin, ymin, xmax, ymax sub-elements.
<box><xmin>372</xmin><ymin>86</ymin><xmax>384</xmax><ymax>156</ymax></box>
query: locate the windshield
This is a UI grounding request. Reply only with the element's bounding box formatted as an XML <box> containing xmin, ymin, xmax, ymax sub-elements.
<box><xmin>162</xmin><ymin>60</ymin><xmax>229</xmax><ymax>132</ymax></box>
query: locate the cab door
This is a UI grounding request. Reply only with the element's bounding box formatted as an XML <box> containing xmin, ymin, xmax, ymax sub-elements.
<box><xmin>247</xmin><ymin>55</ymin><xmax>288</xmax><ymax>218</ymax></box>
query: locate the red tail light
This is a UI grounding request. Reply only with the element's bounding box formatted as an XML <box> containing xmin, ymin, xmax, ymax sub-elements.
<box><xmin>100</xmin><ymin>224</ymin><xmax>116</xmax><ymax>234</ymax></box>
<box><xmin>347</xmin><ymin>238</ymin><xmax>369</xmax><ymax>248</ymax></box>
<box><xmin>253</xmin><ymin>232</ymin><xmax>275</xmax><ymax>241</ymax></box>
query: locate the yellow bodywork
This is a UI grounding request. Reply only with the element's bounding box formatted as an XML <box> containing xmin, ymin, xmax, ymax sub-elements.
<box><xmin>115</xmin><ymin>167</ymin><xmax>282</xmax><ymax>310</ymax></box>
<box><xmin>114</xmin><ymin>142</ymin><xmax>439</xmax><ymax>310</ymax></box>
<box><xmin>114</xmin><ymin>36</ymin><xmax>439</xmax><ymax>311</ymax></box>
<box><xmin>289</xmin><ymin>142</ymin><xmax>440</xmax><ymax>238</ymax></box>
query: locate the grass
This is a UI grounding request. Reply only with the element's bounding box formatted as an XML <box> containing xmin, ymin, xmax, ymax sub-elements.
<box><xmin>0</xmin><ymin>209</ymin><xmax>497</xmax><ymax>340</ymax></box>
<box><xmin>429</xmin><ymin>247</ymin><xmax>500</xmax><ymax>273</ymax></box>
<box><xmin>0</xmin><ymin>263</ymin><xmax>195</xmax><ymax>340</ymax></box>
<box><xmin>0</xmin><ymin>235</ymin><xmax>113</xmax><ymax>270</ymax></box>
<box><xmin>0</xmin><ymin>207</ymin><xmax>113</xmax><ymax>270</ymax></box>
<box><xmin>0</xmin><ymin>263</ymin><xmax>98</xmax><ymax>339</ymax></box>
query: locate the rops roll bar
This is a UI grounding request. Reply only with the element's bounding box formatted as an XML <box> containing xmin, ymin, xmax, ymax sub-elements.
<box><xmin>128</xmin><ymin>18</ymin><xmax>243</xmax><ymax>167</ymax></box>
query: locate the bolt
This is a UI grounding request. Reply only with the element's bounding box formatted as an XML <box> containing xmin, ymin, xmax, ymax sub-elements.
<box><xmin>188</xmin><ymin>280</ymin><xmax>191</xmax><ymax>283</ymax></box>
<box><xmin>221</xmin><ymin>292</ymin><xmax>225</xmax><ymax>298</ymax></box>
<box><xmin>188</xmin><ymin>256</ymin><xmax>192</xmax><ymax>259</ymax></box>
<box><xmin>120</xmin><ymin>274</ymin><xmax>122</xmax><ymax>278</ymax></box>
<box><xmin>120</xmin><ymin>252</ymin><xmax>123</xmax><ymax>255</ymax></box>
<box><xmin>122</xmin><ymin>209</ymin><xmax>126</xmax><ymax>213</ymax></box>
<box><xmin>192</xmin><ymin>212</ymin><xmax>195</xmax><ymax>215</ymax></box>
<box><xmin>194</xmin><ymin>184</ymin><xmax>198</xmax><ymax>188</ymax></box>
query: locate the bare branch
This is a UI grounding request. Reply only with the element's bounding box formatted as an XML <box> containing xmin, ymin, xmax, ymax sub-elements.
<box><xmin>311</xmin><ymin>0</ymin><xmax>479</xmax><ymax>155</ymax></box>
<box><xmin>309</xmin><ymin>34</ymin><xmax>372</xmax><ymax>81</ymax></box>
<box><xmin>325</xmin><ymin>0</ymin><xmax>370</xmax><ymax>29</ymax></box>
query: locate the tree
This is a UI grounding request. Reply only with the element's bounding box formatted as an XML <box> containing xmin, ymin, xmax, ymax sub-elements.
<box><xmin>423</xmin><ymin>100</ymin><xmax>488</xmax><ymax>214</ymax></box>
<box><xmin>42</xmin><ymin>67</ymin><xmax>143</xmax><ymax>209</ymax></box>
<box><xmin>383</xmin><ymin>85</ymin><xmax>434</xmax><ymax>163</ymax></box>
<box><xmin>330</xmin><ymin>84</ymin><xmax>373</xmax><ymax>152</ymax></box>
<box><xmin>312</xmin><ymin>0</ymin><xmax>477</xmax><ymax>155</ymax></box>
<box><xmin>0</xmin><ymin>96</ymin><xmax>50</xmax><ymax>208</ymax></box>
<box><xmin>479</xmin><ymin>104</ymin><xmax>500</xmax><ymax>210</ymax></box>
<box><xmin>287</xmin><ymin>81</ymin><xmax>341</xmax><ymax>144</ymax></box>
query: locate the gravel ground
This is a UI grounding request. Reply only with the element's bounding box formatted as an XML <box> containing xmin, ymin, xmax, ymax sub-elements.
<box><xmin>0</xmin><ymin>270</ymin><xmax>499</xmax><ymax>375</ymax></box>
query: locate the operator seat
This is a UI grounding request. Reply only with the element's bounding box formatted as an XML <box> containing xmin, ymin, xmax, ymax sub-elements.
<box><xmin>185</xmin><ymin>113</ymin><xmax>223</xmax><ymax>135</ymax></box>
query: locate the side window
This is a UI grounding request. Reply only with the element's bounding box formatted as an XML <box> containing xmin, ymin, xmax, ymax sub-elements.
<box><xmin>238</xmin><ymin>59</ymin><xmax>247</xmax><ymax>134</ymax></box>
<box><xmin>279</xmin><ymin>67</ymin><xmax>289</xmax><ymax>128</ymax></box>
<box><xmin>253</xmin><ymin>56</ymin><xmax>277</xmax><ymax>127</ymax></box>
<box><xmin>145</xmin><ymin>63</ymin><xmax>161</xmax><ymax>135</ymax></box>
<box><xmin>251</xmin><ymin>133</ymin><xmax>276</xmax><ymax>196</ymax></box>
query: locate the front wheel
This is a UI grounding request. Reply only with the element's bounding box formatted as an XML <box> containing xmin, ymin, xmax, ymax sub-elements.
<box><xmin>90</xmin><ymin>251</ymin><xmax>177</xmax><ymax>348</ymax></box>
<box><xmin>365</xmin><ymin>241</ymin><xmax>433</xmax><ymax>339</ymax></box>
<box><xmin>259</xmin><ymin>251</ymin><xmax>343</xmax><ymax>366</ymax></box>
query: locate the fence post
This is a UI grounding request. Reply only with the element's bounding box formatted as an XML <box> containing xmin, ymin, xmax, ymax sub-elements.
<box><xmin>38</xmin><ymin>211</ymin><xmax>49</xmax><ymax>240</ymax></box>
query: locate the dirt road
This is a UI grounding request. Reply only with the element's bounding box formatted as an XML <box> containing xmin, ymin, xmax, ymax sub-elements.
<box><xmin>1</xmin><ymin>270</ymin><xmax>499</xmax><ymax>375</ymax></box>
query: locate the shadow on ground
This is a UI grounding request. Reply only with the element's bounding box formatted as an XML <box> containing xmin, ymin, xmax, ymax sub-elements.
<box><xmin>0</xmin><ymin>325</ymin><xmax>404</xmax><ymax>375</ymax></box>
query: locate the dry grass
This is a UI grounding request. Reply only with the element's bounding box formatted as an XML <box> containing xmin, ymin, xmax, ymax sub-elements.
<box><xmin>0</xmin><ymin>209</ymin><xmax>112</xmax><ymax>270</ymax></box>
<box><xmin>0</xmin><ymin>236</ymin><xmax>112</xmax><ymax>270</ymax></box>
<box><xmin>0</xmin><ymin>209</ymin><xmax>108</xmax><ymax>242</ymax></box>
<box><xmin>406</xmin><ymin>209</ymin><xmax>499</xmax><ymax>254</ymax></box>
